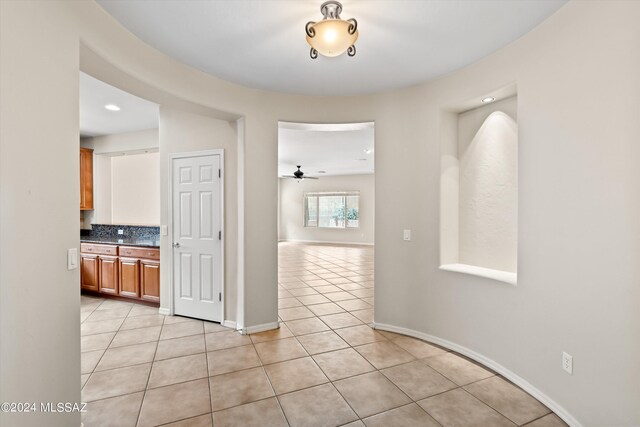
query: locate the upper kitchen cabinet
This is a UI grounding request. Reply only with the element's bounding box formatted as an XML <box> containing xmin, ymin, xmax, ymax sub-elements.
<box><xmin>80</xmin><ymin>147</ymin><xmax>94</xmax><ymax>210</ymax></box>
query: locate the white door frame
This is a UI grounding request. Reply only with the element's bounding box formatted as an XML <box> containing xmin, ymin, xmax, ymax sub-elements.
<box><xmin>168</xmin><ymin>149</ymin><xmax>225</xmax><ymax>323</ymax></box>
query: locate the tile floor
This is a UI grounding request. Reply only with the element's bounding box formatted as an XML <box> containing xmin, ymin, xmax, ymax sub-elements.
<box><xmin>80</xmin><ymin>242</ymin><xmax>568</xmax><ymax>427</ymax></box>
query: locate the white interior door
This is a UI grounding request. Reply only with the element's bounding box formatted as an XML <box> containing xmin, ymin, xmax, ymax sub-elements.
<box><xmin>172</xmin><ymin>153</ymin><xmax>222</xmax><ymax>322</ymax></box>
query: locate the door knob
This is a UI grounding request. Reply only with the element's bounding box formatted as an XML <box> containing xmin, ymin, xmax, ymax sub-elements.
<box><xmin>172</xmin><ymin>242</ymin><xmax>181</xmax><ymax>248</ymax></box>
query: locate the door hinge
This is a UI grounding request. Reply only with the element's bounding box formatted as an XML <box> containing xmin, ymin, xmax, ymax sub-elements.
<box><xmin>218</xmin><ymin>292</ymin><xmax>222</xmax><ymax>302</ymax></box>
<box><xmin>218</xmin><ymin>169</ymin><xmax>221</xmax><ymax>178</ymax></box>
<box><xmin>218</xmin><ymin>230</ymin><xmax>222</xmax><ymax>240</ymax></box>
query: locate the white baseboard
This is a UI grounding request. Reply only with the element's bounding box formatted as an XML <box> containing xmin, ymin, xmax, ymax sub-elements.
<box><xmin>240</xmin><ymin>321</ymin><xmax>280</xmax><ymax>335</ymax></box>
<box><xmin>372</xmin><ymin>322</ymin><xmax>582</xmax><ymax>427</ymax></box>
<box><xmin>222</xmin><ymin>320</ymin><xmax>237</xmax><ymax>330</ymax></box>
<box><xmin>158</xmin><ymin>307</ymin><xmax>170</xmax><ymax>316</ymax></box>
<box><xmin>279</xmin><ymin>239</ymin><xmax>374</xmax><ymax>246</ymax></box>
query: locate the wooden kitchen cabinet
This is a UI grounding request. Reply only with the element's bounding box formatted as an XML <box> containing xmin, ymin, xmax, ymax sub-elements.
<box><xmin>80</xmin><ymin>147</ymin><xmax>94</xmax><ymax>210</ymax></box>
<box><xmin>119</xmin><ymin>257</ymin><xmax>141</xmax><ymax>298</ymax></box>
<box><xmin>140</xmin><ymin>259</ymin><xmax>160</xmax><ymax>302</ymax></box>
<box><xmin>80</xmin><ymin>254</ymin><xmax>99</xmax><ymax>292</ymax></box>
<box><xmin>80</xmin><ymin>243</ymin><xmax>159</xmax><ymax>305</ymax></box>
<box><xmin>98</xmin><ymin>256</ymin><xmax>119</xmax><ymax>295</ymax></box>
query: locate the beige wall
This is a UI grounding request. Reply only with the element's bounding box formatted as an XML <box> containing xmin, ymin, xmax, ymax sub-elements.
<box><xmin>1</xmin><ymin>1</ymin><xmax>639</xmax><ymax>426</ymax></box>
<box><xmin>0</xmin><ymin>2</ymin><xmax>81</xmax><ymax>426</ymax></box>
<box><xmin>81</xmin><ymin>128</ymin><xmax>158</xmax><ymax>154</ymax></box>
<box><xmin>159</xmin><ymin>107</ymin><xmax>238</xmax><ymax>323</ymax></box>
<box><xmin>110</xmin><ymin>152</ymin><xmax>160</xmax><ymax>225</ymax></box>
<box><xmin>279</xmin><ymin>174</ymin><xmax>374</xmax><ymax>245</ymax></box>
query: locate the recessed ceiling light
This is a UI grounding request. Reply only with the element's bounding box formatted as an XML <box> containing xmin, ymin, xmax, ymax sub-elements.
<box><xmin>364</xmin><ymin>148</ymin><xmax>373</xmax><ymax>154</ymax></box>
<box><xmin>104</xmin><ymin>104</ymin><xmax>121</xmax><ymax>111</ymax></box>
<box><xmin>481</xmin><ymin>97</ymin><xmax>495</xmax><ymax>103</ymax></box>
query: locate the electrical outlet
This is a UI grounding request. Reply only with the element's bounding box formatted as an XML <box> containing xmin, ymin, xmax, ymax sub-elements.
<box><xmin>118</xmin><ymin>229</ymin><xmax>124</xmax><ymax>235</ymax></box>
<box><xmin>562</xmin><ymin>352</ymin><xmax>573</xmax><ymax>375</ymax></box>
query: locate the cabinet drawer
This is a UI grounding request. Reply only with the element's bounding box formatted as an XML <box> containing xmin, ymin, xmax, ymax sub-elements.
<box><xmin>81</xmin><ymin>243</ymin><xmax>118</xmax><ymax>256</ymax></box>
<box><xmin>119</xmin><ymin>246</ymin><xmax>160</xmax><ymax>260</ymax></box>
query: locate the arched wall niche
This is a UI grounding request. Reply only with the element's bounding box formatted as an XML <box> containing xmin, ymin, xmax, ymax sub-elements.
<box><xmin>440</xmin><ymin>89</ymin><xmax>519</xmax><ymax>285</ymax></box>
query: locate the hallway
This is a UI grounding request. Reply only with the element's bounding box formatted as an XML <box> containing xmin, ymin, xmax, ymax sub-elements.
<box><xmin>79</xmin><ymin>243</ymin><xmax>566</xmax><ymax>426</ymax></box>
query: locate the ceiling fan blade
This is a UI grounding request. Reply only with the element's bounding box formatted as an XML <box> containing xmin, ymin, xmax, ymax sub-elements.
<box><xmin>279</xmin><ymin>175</ymin><xmax>320</xmax><ymax>180</ymax></box>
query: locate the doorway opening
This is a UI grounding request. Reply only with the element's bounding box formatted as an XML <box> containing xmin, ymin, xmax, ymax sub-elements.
<box><xmin>79</xmin><ymin>71</ymin><xmax>161</xmax><ymax>309</ymax></box>
<box><xmin>277</xmin><ymin>121</ymin><xmax>375</xmax><ymax>336</ymax></box>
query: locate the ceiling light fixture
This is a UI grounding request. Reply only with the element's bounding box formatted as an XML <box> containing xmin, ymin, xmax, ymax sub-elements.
<box><xmin>364</xmin><ymin>148</ymin><xmax>373</xmax><ymax>154</ymax></box>
<box><xmin>104</xmin><ymin>104</ymin><xmax>121</xmax><ymax>111</ymax></box>
<box><xmin>305</xmin><ymin>1</ymin><xmax>358</xmax><ymax>59</ymax></box>
<box><xmin>481</xmin><ymin>97</ymin><xmax>495</xmax><ymax>103</ymax></box>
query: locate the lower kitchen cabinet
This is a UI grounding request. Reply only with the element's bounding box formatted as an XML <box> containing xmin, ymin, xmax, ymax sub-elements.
<box><xmin>141</xmin><ymin>259</ymin><xmax>160</xmax><ymax>303</ymax></box>
<box><xmin>119</xmin><ymin>258</ymin><xmax>141</xmax><ymax>298</ymax></box>
<box><xmin>98</xmin><ymin>256</ymin><xmax>119</xmax><ymax>295</ymax></box>
<box><xmin>80</xmin><ymin>243</ymin><xmax>159</xmax><ymax>305</ymax></box>
<box><xmin>80</xmin><ymin>254</ymin><xmax>99</xmax><ymax>292</ymax></box>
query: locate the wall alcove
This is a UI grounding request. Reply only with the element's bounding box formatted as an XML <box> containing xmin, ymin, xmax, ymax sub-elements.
<box><xmin>440</xmin><ymin>91</ymin><xmax>518</xmax><ymax>285</ymax></box>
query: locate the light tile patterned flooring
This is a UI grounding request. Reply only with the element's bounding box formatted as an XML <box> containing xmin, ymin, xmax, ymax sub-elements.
<box><xmin>80</xmin><ymin>242</ymin><xmax>568</xmax><ymax>427</ymax></box>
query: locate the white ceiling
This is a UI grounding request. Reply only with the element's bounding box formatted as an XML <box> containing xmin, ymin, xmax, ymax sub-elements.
<box><xmin>278</xmin><ymin>122</ymin><xmax>374</xmax><ymax>177</ymax></box>
<box><xmin>80</xmin><ymin>72</ymin><xmax>159</xmax><ymax>137</ymax></box>
<box><xmin>96</xmin><ymin>0</ymin><xmax>566</xmax><ymax>96</ymax></box>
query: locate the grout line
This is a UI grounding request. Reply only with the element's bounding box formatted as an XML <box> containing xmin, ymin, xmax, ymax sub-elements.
<box><xmin>203</xmin><ymin>327</ymin><xmax>214</xmax><ymax>424</ymax></box>
<box><xmin>254</xmin><ymin>339</ymin><xmax>293</xmax><ymax>427</ymax></box>
<box><xmin>82</xmin><ymin>302</ymin><xmax>134</xmax><ymax>382</ymax></box>
<box><xmin>132</xmin><ymin>307</ymin><xmax>162</xmax><ymax>427</ymax></box>
<box><xmin>521</xmin><ymin>412</ymin><xmax>556</xmax><ymax>426</ymax></box>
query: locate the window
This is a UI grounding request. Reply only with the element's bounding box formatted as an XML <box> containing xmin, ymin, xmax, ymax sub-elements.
<box><xmin>305</xmin><ymin>192</ymin><xmax>360</xmax><ymax>228</ymax></box>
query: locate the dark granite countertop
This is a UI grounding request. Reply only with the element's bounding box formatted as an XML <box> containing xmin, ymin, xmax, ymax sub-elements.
<box><xmin>80</xmin><ymin>235</ymin><xmax>160</xmax><ymax>248</ymax></box>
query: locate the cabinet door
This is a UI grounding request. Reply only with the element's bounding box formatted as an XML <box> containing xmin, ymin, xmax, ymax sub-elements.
<box><xmin>140</xmin><ymin>259</ymin><xmax>160</xmax><ymax>303</ymax></box>
<box><xmin>99</xmin><ymin>256</ymin><xmax>119</xmax><ymax>295</ymax></box>
<box><xmin>80</xmin><ymin>148</ymin><xmax>94</xmax><ymax>210</ymax></box>
<box><xmin>80</xmin><ymin>254</ymin><xmax>99</xmax><ymax>292</ymax></box>
<box><xmin>119</xmin><ymin>258</ymin><xmax>140</xmax><ymax>298</ymax></box>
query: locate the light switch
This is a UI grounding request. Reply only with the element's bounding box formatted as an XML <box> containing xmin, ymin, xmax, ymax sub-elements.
<box><xmin>67</xmin><ymin>248</ymin><xmax>78</xmax><ymax>270</ymax></box>
<box><xmin>161</xmin><ymin>225</ymin><xmax>168</xmax><ymax>236</ymax></box>
<box><xmin>403</xmin><ymin>229</ymin><xmax>411</xmax><ymax>241</ymax></box>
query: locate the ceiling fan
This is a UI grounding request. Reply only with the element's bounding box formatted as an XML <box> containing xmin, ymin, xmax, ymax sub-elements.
<box><xmin>282</xmin><ymin>165</ymin><xmax>318</xmax><ymax>180</ymax></box>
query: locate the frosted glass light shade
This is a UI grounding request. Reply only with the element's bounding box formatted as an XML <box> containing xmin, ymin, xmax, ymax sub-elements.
<box><xmin>306</xmin><ymin>19</ymin><xmax>358</xmax><ymax>57</ymax></box>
